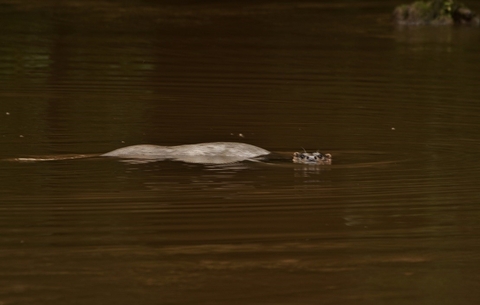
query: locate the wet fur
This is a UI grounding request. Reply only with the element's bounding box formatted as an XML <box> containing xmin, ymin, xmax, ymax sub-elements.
<box><xmin>8</xmin><ymin>142</ymin><xmax>332</xmax><ymax>165</ymax></box>
<box><xmin>292</xmin><ymin>152</ymin><xmax>332</xmax><ymax>165</ymax></box>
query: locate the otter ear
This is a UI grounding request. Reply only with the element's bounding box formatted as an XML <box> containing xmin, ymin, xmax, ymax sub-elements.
<box><xmin>293</xmin><ymin>152</ymin><xmax>300</xmax><ymax>157</ymax></box>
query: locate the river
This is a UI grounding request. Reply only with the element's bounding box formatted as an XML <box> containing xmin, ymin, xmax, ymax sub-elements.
<box><xmin>1</xmin><ymin>0</ymin><xmax>480</xmax><ymax>304</ymax></box>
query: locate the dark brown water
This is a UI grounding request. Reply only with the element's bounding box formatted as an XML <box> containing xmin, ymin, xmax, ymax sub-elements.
<box><xmin>1</xmin><ymin>0</ymin><xmax>480</xmax><ymax>304</ymax></box>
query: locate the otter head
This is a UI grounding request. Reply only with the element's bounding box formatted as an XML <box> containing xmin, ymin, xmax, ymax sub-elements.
<box><xmin>293</xmin><ymin>151</ymin><xmax>332</xmax><ymax>165</ymax></box>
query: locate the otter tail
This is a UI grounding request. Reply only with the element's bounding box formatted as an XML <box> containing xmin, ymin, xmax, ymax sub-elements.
<box><xmin>4</xmin><ymin>154</ymin><xmax>98</xmax><ymax>162</ymax></box>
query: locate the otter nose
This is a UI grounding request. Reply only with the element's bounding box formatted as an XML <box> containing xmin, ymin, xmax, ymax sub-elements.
<box><xmin>306</xmin><ymin>155</ymin><xmax>317</xmax><ymax>161</ymax></box>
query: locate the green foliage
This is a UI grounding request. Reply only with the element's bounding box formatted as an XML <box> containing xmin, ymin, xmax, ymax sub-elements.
<box><xmin>394</xmin><ymin>0</ymin><xmax>478</xmax><ymax>25</ymax></box>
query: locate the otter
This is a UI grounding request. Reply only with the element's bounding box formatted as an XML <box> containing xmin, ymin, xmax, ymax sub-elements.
<box><xmin>9</xmin><ymin>142</ymin><xmax>332</xmax><ymax>165</ymax></box>
<box><xmin>102</xmin><ymin>142</ymin><xmax>332</xmax><ymax>165</ymax></box>
<box><xmin>293</xmin><ymin>152</ymin><xmax>332</xmax><ymax>165</ymax></box>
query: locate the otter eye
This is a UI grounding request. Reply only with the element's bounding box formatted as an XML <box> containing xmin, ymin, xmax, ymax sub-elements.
<box><xmin>300</xmin><ymin>155</ymin><xmax>305</xmax><ymax>159</ymax></box>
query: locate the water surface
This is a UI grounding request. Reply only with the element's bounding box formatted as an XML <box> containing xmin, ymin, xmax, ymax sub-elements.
<box><xmin>1</xmin><ymin>0</ymin><xmax>480</xmax><ymax>304</ymax></box>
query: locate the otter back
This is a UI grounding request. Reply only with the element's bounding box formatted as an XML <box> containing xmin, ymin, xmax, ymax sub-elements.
<box><xmin>101</xmin><ymin>142</ymin><xmax>271</xmax><ymax>164</ymax></box>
